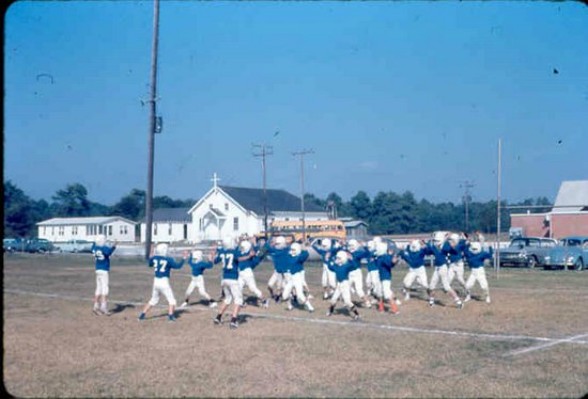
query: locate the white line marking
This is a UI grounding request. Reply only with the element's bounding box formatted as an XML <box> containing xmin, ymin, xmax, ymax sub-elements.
<box><xmin>5</xmin><ymin>288</ymin><xmax>588</xmax><ymax>349</ymax></box>
<box><xmin>505</xmin><ymin>333</ymin><xmax>588</xmax><ymax>357</ymax></box>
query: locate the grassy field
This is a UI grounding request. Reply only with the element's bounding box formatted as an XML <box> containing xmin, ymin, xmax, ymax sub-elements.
<box><xmin>3</xmin><ymin>252</ymin><xmax>588</xmax><ymax>398</ymax></box>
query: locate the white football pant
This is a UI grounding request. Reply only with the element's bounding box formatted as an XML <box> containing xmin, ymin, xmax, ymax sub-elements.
<box><xmin>465</xmin><ymin>267</ymin><xmax>489</xmax><ymax>293</ymax></box>
<box><xmin>221</xmin><ymin>279</ymin><xmax>243</xmax><ymax>306</ymax></box>
<box><xmin>238</xmin><ymin>268</ymin><xmax>263</xmax><ymax>299</ymax></box>
<box><xmin>282</xmin><ymin>272</ymin><xmax>308</xmax><ymax>304</ymax></box>
<box><xmin>148</xmin><ymin>277</ymin><xmax>177</xmax><ymax>306</ymax></box>
<box><xmin>349</xmin><ymin>268</ymin><xmax>366</xmax><ymax>298</ymax></box>
<box><xmin>448</xmin><ymin>260</ymin><xmax>467</xmax><ymax>288</ymax></box>
<box><xmin>268</xmin><ymin>271</ymin><xmax>284</xmax><ymax>291</ymax></box>
<box><xmin>403</xmin><ymin>266</ymin><xmax>429</xmax><ymax>290</ymax></box>
<box><xmin>95</xmin><ymin>270</ymin><xmax>109</xmax><ymax>296</ymax></box>
<box><xmin>366</xmin><ymin>270</ymin><xmax>382</xmax><ymax>298</ymax></box>
<box><xmin>330</xmin><ymin>280</ymin><xmax>354</xmax><ymax>308</ymax></box>
<box><xmin>185</xmin><ymin>275</ymin><xmax>211</xmax><ymax>301</ymax></box>
<box><xmin>429</xmin><ymin>265</ymin><xmax>452</xmax><ymax>292</ymax></box>
<box><xmin>322</xmin><ymin>264</ymin><xmax>336</xmax><ymax>289</ymax></box>
<box><xmin>380</xmin><ymin>279</ymin><xmax>394</xmax><ymax>301</ymax></box>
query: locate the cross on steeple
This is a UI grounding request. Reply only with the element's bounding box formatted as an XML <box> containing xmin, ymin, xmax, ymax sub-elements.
<box><xmin>211</xmin><ymin>172</ymin><xmax>221</xmax><ymax>190</ymax></box>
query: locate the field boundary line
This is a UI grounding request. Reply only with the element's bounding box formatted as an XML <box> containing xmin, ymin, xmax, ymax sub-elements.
<box><xmin>504</xmin><ymin>333</ymin><xmax>588</xmax><ymax>357</ymax></box>
<box><xmin>6</xmin><ymin>288</ymin><xmax>588</xmax><ymax>349</ymax></box>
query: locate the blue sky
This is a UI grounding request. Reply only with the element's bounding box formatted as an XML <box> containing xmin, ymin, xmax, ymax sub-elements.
<box><xmin>4</xmin><ymin>1</ymin><xmax>588</xmax><ymax>206</ymax></box>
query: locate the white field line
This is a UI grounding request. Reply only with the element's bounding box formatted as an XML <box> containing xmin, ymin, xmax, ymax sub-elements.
<box><xmin>6</xmin><ymin>288</ymin><xmax>588</xmax><ymax>351</ymax></box>
<box><xmin>505</xmin><ymin>333</ymin><xmax>588</xmax><ymax>357</ymax></box>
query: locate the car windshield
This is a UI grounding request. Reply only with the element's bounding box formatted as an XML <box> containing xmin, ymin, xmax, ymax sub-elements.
<box><xmin>509</xmin><ymin>239</ymin><xmax>527</xmax><ymax>248</ymax></box>
<box><xmin>561</xmin><ymin>239</ymin><xmax>581</xmax><ymax>247</ymax></box>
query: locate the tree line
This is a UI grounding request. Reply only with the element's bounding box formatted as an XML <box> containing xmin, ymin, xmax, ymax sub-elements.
<box><xmin>4</xmin><ymin>180</ymin><xmax>552</xmax><ymax>238</ymax></box>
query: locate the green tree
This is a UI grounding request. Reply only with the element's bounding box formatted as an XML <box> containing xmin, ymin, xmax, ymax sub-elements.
<box><xmin>110</xmin><ymin>189</ymin><xmax>145</xmax><ymax>220</ymax></box>
<box><xmin>51</xmin><ymin>183</ymin><xmax>91</xmax><ymax>217</ymax></box>
<box><xmin>4</xmin><ymin>181</ymin><xmax>33</xmax><ymax>237</ymax></box>
<box><xmin>349</xmin><ymin>191</ymin><xmax>372</xmax><ymax>221</ymax></box>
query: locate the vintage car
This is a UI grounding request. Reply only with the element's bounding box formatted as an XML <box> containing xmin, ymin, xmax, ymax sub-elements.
<box><xmin>54</xmin><ymin>239</ymin><xmax>94</xmax><ymax>253</ymax></box>
<box><xmin>543</xmin><ymin>236</ymin><xmax>588</xmax><ymax>271</ymax></box>
<box><xmin>498</xmin><ymin>237</ymin><xmax>557</xmax><ymax>269</ymax></box>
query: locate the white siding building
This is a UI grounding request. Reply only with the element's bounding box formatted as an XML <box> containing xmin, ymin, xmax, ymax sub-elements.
<box><xmin>37</xmin><ymin>216</ymin><xmax>137</xmax><ymax>243</ymax></box>
<box><xmin>139</xmin><ymin>176</ymin><xmax>329</xmax><ymax>243</ymax></box>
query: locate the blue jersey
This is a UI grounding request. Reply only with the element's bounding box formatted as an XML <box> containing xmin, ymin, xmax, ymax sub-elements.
<box><xmin>399</xmin><ymin>247</ymin><xmax>426</xmax><ymax>269</ymax></box>
<box><xmin>442</xmin><ymin>240</ymin><xmax>467</xmax><ymax>263</ymax></box>
<box><xmin>287</xmin><ymin>250</ymin><xmax>309</xmax><ymax>274</ymax></box>
<box><xmin>424</xmin><ymin>242</ymin><xmax>447</xmax><ymax>267</ymax></box>
<box><xmin>464</xmin><ymin>248</ymin><xmax>493</xmax><ymax>268</ymax></box>
<box><xmin>148</xmin><ymin>255</ymin><xmax>185</xmax><ymax>278</ymax></box>
<box><xmin>327</xmin><ymin>260</ymin><xmax>355</xmax><ymax>282</ymax></box>
<box><xmin>349</xmin><ymin>247</ymin><xmax>370</xmax><ymax>271</ymax></box>
<box><xmin>311</xmin><ymin>243</ymin><xmax>336</xmax><ymax>264</ymax></box>
<box><xmin>188</xmin><ymin>258</ymin><xmax>213</xmax><ymax>277</ymax></box>
<box><xmin>366</xmin><ymin>250</ymin><xmax>378</xmax><ymax>272</ymax></box>
<box><xmin>92</xmin><ymin>244</ymin><xmax>116</xmax><ymax>272</ymax></box>
<box><xmin>237</xmin><ymin>249</ymin><xmax>261</xmax><ymax>271</ymax></box>
<box><xmin>214</xmin><ymin>248</ymin><xmax>240</xmax><ymax>280</ymax></box>
<box><xmin>376</xmin><ymin>254</ymin><xmax>397</xmax><ymax>281</ymax></box>
<box><xmin>265</xmin><ymin>243</ymin><xmax>291</xmax><ymax>274</ymax></box>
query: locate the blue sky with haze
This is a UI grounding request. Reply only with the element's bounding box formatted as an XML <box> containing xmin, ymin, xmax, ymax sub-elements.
<box><xmin>4</xmin><ymin>1</ymin><xmax>588</xmax><ymax>206</ymax></box>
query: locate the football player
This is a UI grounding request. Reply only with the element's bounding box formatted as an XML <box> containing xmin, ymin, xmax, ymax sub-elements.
<box><xmin>213</xmin><ymin>236</ymin><xmax>244</xmax><ymax>329</ymax></box>
<box><xmin>281</xmin><ymin>243</ymin><xmax>315</xmax><ymax>312</ymax></box>
<box><xmin>375</xmin><ymin>241</ymin><xmax>400</xmax><ymax>314</ymax></box>
<box><xmin>265</xmin><ymin>236</ymin><xmax>290</xmax><ymax>302</ymax></box>
<box><xmin>463</xmin><ymin>242</ymin><xmax>493</xmax><ymax>304</ymax></box>
<box><xmin>179</xmin><ymin>249</ymin><xmax>215</xmax><ymax>309</ymax></box>
<box><xmin>327</xmin><ymin>251</ymin><xmax>361</xmax><ymax>320</ymax></box>
<box><xmin>237</xmin><ymin>239</ymin><xmax>269</xmax><ymax>308</ymax></box>
<box><xmin>312</xmin><ymin>238</ymin><xmax>337</xmax><ymax>299</ymax></box>
<box><xmin>138</xmin><ymin>243</ymin><xmax>187</xmax><ymax>322</ymax></box>
<box><xmin>443</xmin><ymin>233</ymin><xmax>468</xmax><ymax>295</ymax></box>
<box><xmin>346</xmin><ymin>239</ymin><xmax>372</xmax><ymax>308</ymax></box>
<box><xmin>425</xmin><ymin>232</ymin><xmax>464</xmax><ymax>309</ymax></box>
<box><xmin>399</xmin><ymin>240</ymin><xmax>429</xmax><ymax>301</ymax></box>
<box><xmin>91</xmin><ymin>234</ymin><xmax>117</xmax><ymax>316</ymax></box>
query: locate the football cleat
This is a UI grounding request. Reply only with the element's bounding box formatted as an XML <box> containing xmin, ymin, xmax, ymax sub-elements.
<box><xmin>179</xmin><ymin>302</ymin><xmax>188</xmax><ymax>309</ymax></box>
<box><xmin>230</xmin><ymin>320</ymin><xmax>239</xmax><ymax>329</ymax></box>
<box><xmin>404</xmin><ymin>292</ymin><xmax>410</xmax><ymax>301</ymax></box>
<box><xmin>262</xmin><ymin>299</ymin><xmax>270</xmax><ymax>309</ymax></box>
<box><xmin>428</xmin><ymin>299</ymin><xmax>435</xmax><ymax>307</ymax></box>
<box><xmin>395</xmin><ymin>299</ymin><xmax>402</xmax><ymax>306</ymax></box>
<box><xmin>457</xmin><ymin>301</ymin><xmax>464</xmax><ymax>309</ymax></box>
<box><xmin>323</xmin><ymin>292</ymin><xmax>329</xmax><ymax>300</ymax></box>
<box><xmin>287</xmin><ymin>301</ymin><xmax>293</xmax><ymax>311</ymax></box>
<box><xmin>486</xmin><ymin>296</ymin><xmax>491</xmax><ymax>304</ymax></box>
<box><xmin>213</xmin><ymin>315</ymin><xmax>222</xmax><ymax>325</ymax></box>
<box><xmin>92</xmin><ymin>308</ymin><xmax>101</xmax><ymax>316</ymax></box>
<box><xmin>168</xmin><ymin>315</ymin><xmax>177</xmax><ymax>322</ymax></box>
<box><xmin>353</xmin><ymin>314</ymin><xmax>360</xmax><ymax>321</ymax></box>
<box><xmin>209</xmin><ymin>301</ymin><xmax>218</xmax><ymax>308</ymax></box>
<box><xmin>464</xmin><ymin>294</ymin><xmax>471</xmax><ymax>303</ymax></box>
<box><xmin>138</xmin><ymin>313</ymin><xmax>146</xmax><ymax>321</ymax></box>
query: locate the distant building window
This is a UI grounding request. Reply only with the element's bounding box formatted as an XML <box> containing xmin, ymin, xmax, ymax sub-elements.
<box><xmin>225</xmin><ymin>203</ymin><xmax>229</xmax><ymax>211</ymax></box>
<box><xmin>209</xmin><ymin>203</ymin><xmax>213</xmax><ymax>209</ymax></box>
<box><xmin>233</xmin><ymin>217</ymin><xmax>239</xmax><ymax>231</ymax></box>
<box><xmin>72</xmin><ymin>226</ymin><xmax>78</xmax><ymax>235</ymax></box>
<box><xmin>43</xmin><ymin>227</ymin><xmax>46</xmax><ymax>235</ymax></box>
<box><xmin>51</xmin><ymin>227</ymin><xmax>55</xmax><ymax>235</ymax></box>
<box><xmin>99</xmin><ymin>225</ymin><xmax>103</xmax><ymax>234</ymax></box>
<box><xmin>168</xmin><ymin>223</ymin><xmax>172</xmax><ymax>235</ymax></box>
<box><xmin>108</xmin><ymin>226</ymin><xmax>113</xmax><ymax>236</ymax></box>
<box><xmin>154</xmin><ymin>224</ymin><xmax>158</xmax><ymax>236</ymax></box>
<box><xmin>199</xmin><ymin>218</ymin><xmax>203</xmax><ymax>232</ymax></box>
<box><xmin>59</xmin><ymin>226</ymin><xmax>65</xmax><ymax>236</ymax></box>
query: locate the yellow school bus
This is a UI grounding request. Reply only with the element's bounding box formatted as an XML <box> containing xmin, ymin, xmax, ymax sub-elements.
<box><xmin>267</xmin><ymin>219</ymin><xmax>346</xmax><ymax>242</ymax></box>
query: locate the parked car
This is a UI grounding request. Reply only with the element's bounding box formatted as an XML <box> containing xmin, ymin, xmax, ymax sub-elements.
<box><xmin>498</xmin><ymin>237</ymin><xmax>557</xmax><ymax>268</ymax></box>
<box><xmin>543</xmin><ymin>236</ymin><xmax>588</xmax><ymax>271</ymax></box>
<box><xmin>54</xmin><ymin>239</ymin><xmax>94</xmax><ymax>253</ymax></box>
<box><xmin>25</xmin><ymin>238</ymin><xmax>55</xmax><ymax>253</ymax></box>
<box><xmin>3</xmin><ymin>238</ymin><xmax>24</xmax><ymax>253</ymax></box>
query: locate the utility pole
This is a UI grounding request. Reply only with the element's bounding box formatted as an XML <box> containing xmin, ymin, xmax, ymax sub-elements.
<box><xmin>460</xmin><ymin>180</ymin><xmax>475</xmax><ymax>233</ymax></box>
<box><xmin>292</xmin><ymin>149</ymin><xmax>314</xmax><ymax>242</ymax></box>
<box><xmin>144</xmin><ymin>0</ymin><xmax>160</xmax><ymax>260</ymax></box>
<box><xmin>495</xmin><ymin>138</ymin><xmax>502</xmax><ymax>279</ymax></box>
<box><xmin>252</xmin><ymin>143</ymin><xmax>273</xmax><ymax>238</ymax></box>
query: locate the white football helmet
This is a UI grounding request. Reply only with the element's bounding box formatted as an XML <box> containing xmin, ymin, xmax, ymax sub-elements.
<box><xmin>367</xmin><ymin>240</ymin><xmax>375</xmax><ymax>252</ymax></box>
<box><xmin>223</xmin><ymin>236</ymin><xmax>236</xmax><ymax>249</ymax></box>
<box><xmin>275</xmin><ymin>236</ymin><xmax>287</xmax><ymax>249</ymax></box>
<box><xmin>433</xmin><ymin>232</ymin><xmax>446</xmax><ymax>246</ymax></box>
<box><xmin>449</xmin><ymin>233</ymin><xmax>460</xmax><ymax>245</ymax></box>
<box><xmin>290</xmin><ymin>242</ymin><xmax>302</xmax><ymax>257</ymax></box>
<box><xmin>335</xmin><ymin>250</ymin><xmax>349</xmax><ymax>266</ymax></box>
<box><xmin>409</xmin><ymin>240</ymin><xmax>422</xmax><ymax>252</ymax></box>
<box><xmin>321</xmin><ymin>238</ymin><xmax>332</xmax><ymax>250</ymax></box>
<box><xmin>347</xmin><ymin>239</ymin><xmax>359</xmax><ymax>252</ymax></box>
<box><xmin>95</xmin><ymin>234</ymin><xmax>106</xmax><ymax>246</ymax></box>
<box><xmin>155</xmin><ymin>243</ymin><xmax>169</xmax><ymax>256</ymax></box>
<box><xmin>375</xmin><ymin>242</ymin><xmax>388</xmax><ymax>256</ymax></box>
<box><xmin>191</xmin><ymin>250</ymin><xmax>203</xmax><ymax>262</ymax></box>
<box><xmin>470</xmin><ymin>242</ymin><xmax>482</xmax><ymax>254</ymax></box>
<box><xmin>239</xmin><ymin>240</ymin><xmax>252</xmax><ymax>253</ymax></box>
<box><xmin>373</xmin><ymin>236</ymin><xmax>383</xmax><ymax>244</ymax></box>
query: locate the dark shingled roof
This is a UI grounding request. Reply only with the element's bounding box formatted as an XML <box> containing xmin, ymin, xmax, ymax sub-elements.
<box><xmin>220</xmin><ymin>186</ymin><xmax>324</xmax><ymax>214</ymax></box>
<box><xmin>146</xmin><ymin>207</ymin><xmax>191</xmax><ymax>223</ymax></box>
